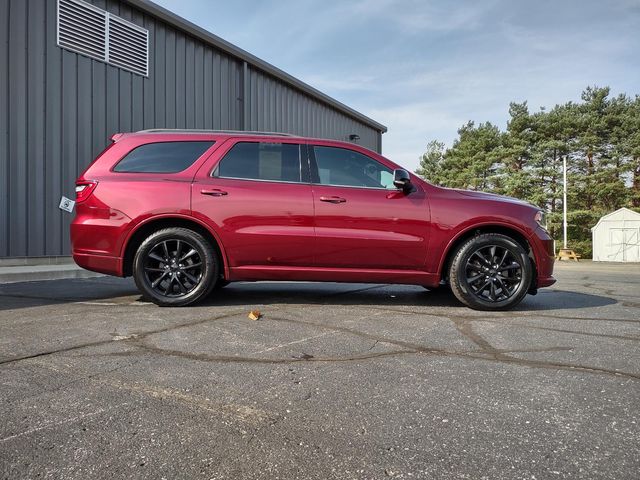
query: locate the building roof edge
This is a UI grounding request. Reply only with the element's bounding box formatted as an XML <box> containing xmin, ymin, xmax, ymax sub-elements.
<box><xmin>123</xmin><ymin>0</ymin><xmax>388</xmax><ymax>133</ymax></box>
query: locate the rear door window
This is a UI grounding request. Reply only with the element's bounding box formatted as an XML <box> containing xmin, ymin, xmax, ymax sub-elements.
<box><xmin>113</xmin><ymin>141</ymin><xmax>215</xmax><ymax>173</ymax></box>
<box><xmin>213</xmin><ymin>142</ymin><xmax>302</xmax><ymax>183</ymax></box>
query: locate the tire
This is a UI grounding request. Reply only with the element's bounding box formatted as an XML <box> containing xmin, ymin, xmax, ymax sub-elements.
<box><xmin>133</xmin><ymin>227</ymin><xmax>219</xmax><ymax>306</ymax></box>
<box><xmin>448</xmin><ymin>233</ymin><xmax>532</xmax><ymax>311</ymax></box>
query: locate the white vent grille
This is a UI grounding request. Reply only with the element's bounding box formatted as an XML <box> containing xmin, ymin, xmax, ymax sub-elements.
<box><xmin>58</xmin><ymin>0</ymin><xmax>107</xmax><ymax>60</ymax></box>
<box><xmin>107</xmin><ymin>15</ymin><xmax>149</xmax><ymax>76</ymax></box>
<box><xmin>57</xmin><ymin>0</ymin><xmax>149</xmax><ymax>77</ymax></box>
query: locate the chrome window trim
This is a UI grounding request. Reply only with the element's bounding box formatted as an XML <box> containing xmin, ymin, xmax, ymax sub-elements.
<box><xmin>310</xmin><ymin>182</ymin><xmax>394</xmax><ymax>191</ymax></box>
<box><xmin>211</xmin><ymin>176</ymin><xmax>308</xmax><ymax>186</ymax></box>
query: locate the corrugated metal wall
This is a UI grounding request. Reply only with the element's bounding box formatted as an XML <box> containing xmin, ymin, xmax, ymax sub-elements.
<box><xmin>0</xmin><ymin>0</ymin><xmax>383</xmax><ymax>258</ymax></box>
<box><xmin>246</xmin><ymin>68</ymin><xmax>380</xmax><ymax>148</ymax></box>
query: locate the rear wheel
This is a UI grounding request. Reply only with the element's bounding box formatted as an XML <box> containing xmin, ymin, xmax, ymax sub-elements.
<box><xmin>449</xmin><ymin>233</ymin><xmax>532</xmax><ymax>311</ymax></box>
<box><xmin>133</xmin><ymin>227</ymin><xmax>218</xmax><ymax>306</ymax></box>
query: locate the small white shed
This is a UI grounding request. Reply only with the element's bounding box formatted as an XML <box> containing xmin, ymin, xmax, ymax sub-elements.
<box><xmin>591</xmin><ymin>208</ymin><xmax>640</xmax><ymax>262</ymax></box>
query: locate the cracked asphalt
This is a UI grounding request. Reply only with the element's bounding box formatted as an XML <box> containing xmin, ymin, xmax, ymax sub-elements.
<box><xmin>1</xmin><ymin>261</ymin><xmax>639</xmax><ymax>479</ymax></box>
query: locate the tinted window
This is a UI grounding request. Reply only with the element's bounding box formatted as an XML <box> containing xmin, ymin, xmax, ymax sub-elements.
<box><xmin>113</xmin><ymin>141</ymin><xmax>214</xmax><ymax>173</ymax></box>
<box><xmin>214</xmin><ymin>142</ymin><xmax>301</xmax><ymax>182</ymax></box>
<box><xmin>313</xmin><ymin>146</ymin><xmax>394</xmax><ymax>189</ymax></box>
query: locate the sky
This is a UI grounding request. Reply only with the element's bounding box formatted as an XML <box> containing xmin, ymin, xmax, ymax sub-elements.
<box><xmin>154</xmin><ymin>0</ymin><xmax>640</xmax><ymax>171</ymax></box>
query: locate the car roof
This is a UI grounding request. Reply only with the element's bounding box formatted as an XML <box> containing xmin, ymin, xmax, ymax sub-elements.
<box><xmin>112</xmin><ymin>129</ymin><xmax>304</xmax><ymax>142</ymax></box>
<box><xmin>110</xmin><ymin>130</ymin><xmax>376</xmax><ymax>153</ymax></box>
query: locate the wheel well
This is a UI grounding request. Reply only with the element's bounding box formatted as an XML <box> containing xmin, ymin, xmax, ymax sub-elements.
<box><xmin>122</xmin><ymin>218</ymin><xmax>224</xmax><ymax>278</ymax></box>
<box><xmin>440</xmin><ymin>226</ymin><xmax>537</xmax><ymax>287</ymax></box>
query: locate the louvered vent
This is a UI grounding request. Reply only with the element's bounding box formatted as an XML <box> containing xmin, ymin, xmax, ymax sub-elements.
<box><xmin>57</xmin><ymin>0</ymin><xmax>107</xmax><ymax>60</ymax></box>
<box><xmin>57</xmin><ymin>0</ymin><xmax>149</xmax><ymax>77</ymax></box>
<box><xmin>107</xmin><ymin>16</ymin><xmax>149</xmax><ymax>76</ymax></box>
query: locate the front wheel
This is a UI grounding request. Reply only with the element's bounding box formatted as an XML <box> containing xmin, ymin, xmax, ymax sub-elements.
<box><xmin>449</xmin><ymin>233</ymin><xmax>532</xmax><ymax>311</ymax></box>
<box><xmin>133</xmin><ymin>227</ymin><xmax>218</xmax><ymax>306</ymax></box>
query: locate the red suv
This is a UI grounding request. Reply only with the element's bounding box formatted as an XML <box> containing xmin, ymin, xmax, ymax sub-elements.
<box><xmin>71</xmin><ymin>130</ymin><xmax>555</xmax><ymax>310</ymax></box>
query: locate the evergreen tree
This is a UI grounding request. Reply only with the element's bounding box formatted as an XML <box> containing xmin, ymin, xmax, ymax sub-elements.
<box><xmin>415</xmin><ymin>86</ymin><xmax>640</xmax><ymax>257</ymax></box>
<box><xmin>415</xmin><ymin>140</ymin><xmax>445</xmax><ymax>184</ymax></box>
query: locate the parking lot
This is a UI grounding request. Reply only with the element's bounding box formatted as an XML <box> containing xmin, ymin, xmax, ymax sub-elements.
<box><xmin>1</xmin><ymin>261</ymin><xmax>639</xmax><ymax>479</ymax></box>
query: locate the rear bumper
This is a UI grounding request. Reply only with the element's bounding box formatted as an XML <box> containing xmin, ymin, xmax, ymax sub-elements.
<box><xmin>72</xmin><ymin>252</ymin><xmax>123</xmax><ymax>276</ymax></box>
<box><xmin>70</xmin><ymin>202</ymin><xmax>131</xmax><ymax>277</ymax></box>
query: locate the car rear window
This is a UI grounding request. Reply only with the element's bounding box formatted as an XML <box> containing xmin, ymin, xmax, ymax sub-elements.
<box><xmin>213</xmin><ymin>142</ymin><xmax>301</xmax><ymax>183</ymax></box>
<box><xmin>113</xmin><ymin>141</ymin><xmax>214</xmax><ymax>173</ymax></box>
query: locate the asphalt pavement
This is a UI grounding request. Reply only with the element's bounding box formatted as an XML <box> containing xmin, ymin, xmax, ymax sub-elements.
<box><xmin>0</xmin><ymin>261</ymin><xmax>639</xmax><ymax>479</ymax></box>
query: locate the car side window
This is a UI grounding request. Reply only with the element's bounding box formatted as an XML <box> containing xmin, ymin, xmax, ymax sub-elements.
<box><xmin>313</xmin><ymin>146</ymin><xmax>395</xmax><ymax>189</ymax></box>
<box><xmin>213</xmin><ymin>142</ymin><xmax>302</xmax><ymax>183</ymax></box>
<box><xmin>113</xmin><ymin>141</ymin><xmax>215</xmax><ymax>173</ymax></box>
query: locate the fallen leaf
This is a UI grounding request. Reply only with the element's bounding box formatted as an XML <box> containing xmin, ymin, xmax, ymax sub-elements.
<box><xmin>248</xmin><ymin>310</ymin><xmax>262</xmax><ymax>321</ymax></box>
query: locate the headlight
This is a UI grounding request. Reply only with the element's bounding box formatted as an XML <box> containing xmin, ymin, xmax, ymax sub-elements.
<box><xmin>534</xmin><ymin>210</ymin><xmax>547</xmax><ymax>230</ymax></box>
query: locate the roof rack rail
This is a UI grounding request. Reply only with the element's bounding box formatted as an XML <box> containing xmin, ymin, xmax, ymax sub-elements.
<box><xmin>135</xmin><ymin>129</ymin><xmax>296</xmax><ymax>137</ymax></box>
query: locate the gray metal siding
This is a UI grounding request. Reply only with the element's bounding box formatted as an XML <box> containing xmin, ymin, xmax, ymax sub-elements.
<box><xmin>8</xmin><ymin>0</ymin><xmax>28</xmax><ymax>257</ymax></box>
<box><xmin>245</xmin><ymin>68</ymin><xmax>379</xmax><ymax>148</ymax></box>
<box><xmin>0</xmin><ymin>1</ymin><xmax>8</xmax><ymax>257</ymax></box>
<box><xmin>1</xmin><ymin>0</ymin><xmax>384</xmax><ymax>258</ymax></box>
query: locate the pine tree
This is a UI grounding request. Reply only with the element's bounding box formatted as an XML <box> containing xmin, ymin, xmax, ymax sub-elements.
<box><xmin>415</xmin><ymin>140</ymin><xmax>445</xmax><ymax>184</ymax></box>
<box><xmin>417</xmin><ymin>86</ymin><xmax>640</xmax><ymax>257</ymax></box>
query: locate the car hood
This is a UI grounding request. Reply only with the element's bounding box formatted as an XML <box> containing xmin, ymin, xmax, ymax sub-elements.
<box><xmin>451</xmin><ymin>188</ymin><xmax>535</xmax><ymax>208</ymax></box>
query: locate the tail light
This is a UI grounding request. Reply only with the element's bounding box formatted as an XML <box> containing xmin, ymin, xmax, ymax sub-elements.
<box><xmin>75</xmin><ymin>181</ymin><xmax>98</xmax><ymax>203</ymax></box>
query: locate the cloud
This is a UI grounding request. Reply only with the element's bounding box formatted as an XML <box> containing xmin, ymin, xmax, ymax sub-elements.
<box><xmin>300</xmin><ymin>73</ymin><xmax>382</xmax><ymax>93</ymax></box>
<box><xmin>337</xmin><ymin>0</ymin><xmax>499</xmax><ymax>33</ymax></box>
<box><xmin>365</xmin><ymin>101</ymin><xmax>470</xmax><ymax>171</ymax></box>
<box><xmin>153</xmin><ymin>0</ymin><xmax>640</xmax><ymax>173</ymax></box>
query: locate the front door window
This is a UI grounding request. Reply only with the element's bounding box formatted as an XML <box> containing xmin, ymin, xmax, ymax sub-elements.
<box><xmin>313</xmin><ymin>145</ymin><xmax>395</xmax><ymax>189</ymax></box>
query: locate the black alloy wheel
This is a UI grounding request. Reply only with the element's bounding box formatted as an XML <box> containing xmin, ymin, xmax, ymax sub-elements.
<box><xmin>143</xmin><ymin>239</ymin><xmax>203</xmax><ymax>297</ymax></box>
<box><xmin>133</xmin><ymin>227</ymin><xmax>218</xmax><ymax>306</ymax></box>
<box><xmin>464</xmin><ymin>244</ymin><xmax>523</xmax><ymax>302</ymax></box>
<box><xmin>449</xmin><ymin>233</ymin><xmax>532</xmax><ymax>310</ymax></box>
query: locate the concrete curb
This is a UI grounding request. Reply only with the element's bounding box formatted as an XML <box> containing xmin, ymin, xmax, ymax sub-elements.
<box><xmin>0</xmin><ymin>264</ymin><xmax>104</xmax><ymax>284</ymax></box>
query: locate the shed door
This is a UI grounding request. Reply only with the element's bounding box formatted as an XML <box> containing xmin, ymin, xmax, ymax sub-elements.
<box><xmin>609</xmin><ymin>228</ymin><xmax>639</xmax><ymax>262</ymax></box>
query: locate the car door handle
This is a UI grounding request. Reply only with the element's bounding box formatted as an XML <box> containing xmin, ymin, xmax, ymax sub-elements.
<box><xmin>319</xmin><ymin>196</ymin><xmax>346</xmax><ymax>204</ymax></box>
<box><xmin>201</xmin><ymin>189</ymin><xmax>228</xmax><ymax>197</ymax></box>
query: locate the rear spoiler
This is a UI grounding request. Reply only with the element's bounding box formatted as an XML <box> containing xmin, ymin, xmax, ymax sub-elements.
<box><xmin>110</xmin><ymin>133</ymin><xmax>125</xmax><ymax>142</ymax></box>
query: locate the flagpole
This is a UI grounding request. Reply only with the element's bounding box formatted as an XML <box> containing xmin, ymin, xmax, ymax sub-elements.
<box><xmin>563</xmin><ymin>156</ymin><xmax>567</xmax><ymax>249</ymax></box>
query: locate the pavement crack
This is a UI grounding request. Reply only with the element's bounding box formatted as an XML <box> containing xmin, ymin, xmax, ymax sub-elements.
<box><xmin>0</xmin><ymin>311</ymin><xmax>242</xmax><ymax>366</ymax></box>
<box><xmin>113</xmin><ymin>313</ymin><xmax>640</xmax><ymax>381</ymax></box>
<box><xmin>0</xmin><ymin>338</ymin><xmax>122</xmax><ymax>367</ymax></box>
<box><xmin>444</xmin><ymin>315</ymin><xmax>640</xmax><ymax>381</ymax></box>
<box><xmin>132</xmin><ymin>340</ymin><xmax>417</xmax><ymax>365</ymax></box>
<box><xmin>449</xmin><ymin>316</ymin><xmax>499</xmax><ymax>354</ymax></box>
<box><xmin>366</xmin><ymin>305</ymin><xmax>640</xmax><ymax>325</ymax></box>
<box><xmin>478</xmin><ymin>319</ymin><xmax>640</xmax><ymax>342</ymax></box>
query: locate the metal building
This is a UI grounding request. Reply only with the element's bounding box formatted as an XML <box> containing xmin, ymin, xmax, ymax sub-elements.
<box><xmin>0</xmin><ymin>0</ymin><xmax>387</xmax><ymax>259</ymax></box>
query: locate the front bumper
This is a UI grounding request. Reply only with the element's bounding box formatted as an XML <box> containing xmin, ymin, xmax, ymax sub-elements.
<box><xmin>530</xmin><ymin>226</ymin><xmax>556</xmax><ymax>288</ymax></box>
<box><xmin>536</xmin><ymin>275</ymin><xmax>556</xmax><ymax>288</ymax></box>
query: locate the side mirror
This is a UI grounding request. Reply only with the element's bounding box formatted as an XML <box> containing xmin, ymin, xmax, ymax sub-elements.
<box><xmin>393</xmin><ymin>169</ymin><xmax>415</xmax><ymax>193</ymax></box>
